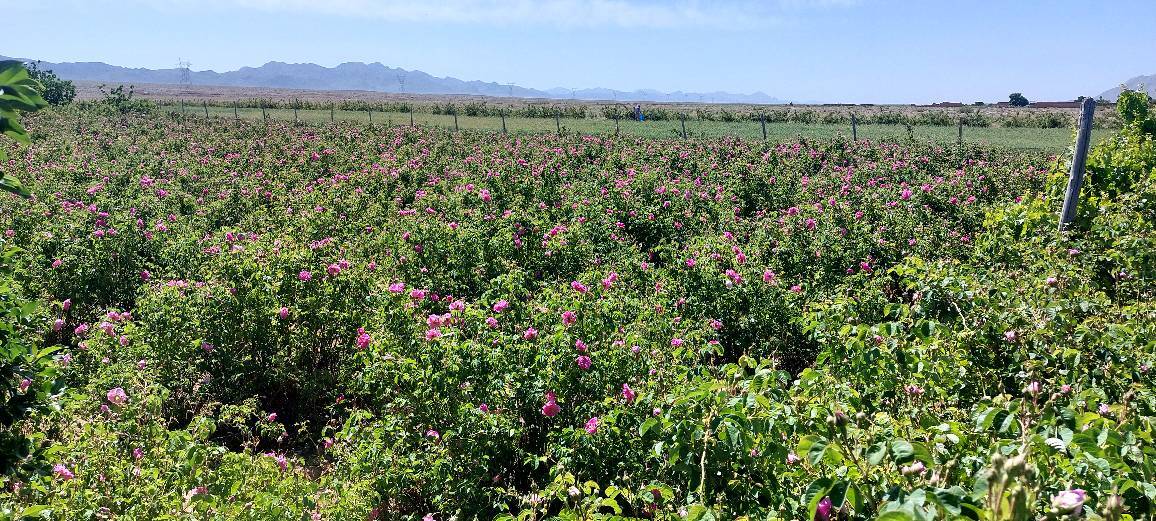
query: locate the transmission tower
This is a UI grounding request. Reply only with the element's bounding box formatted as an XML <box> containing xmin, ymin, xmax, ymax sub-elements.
<box><xmin>396</xmin><ymin>72</ymin><xmax>407</xmax><ymax>93</ymax></box>
<box><xmin>177</xmin><ymin>59</ymin><xmax>192</xmax><ymax>85</ymax></box>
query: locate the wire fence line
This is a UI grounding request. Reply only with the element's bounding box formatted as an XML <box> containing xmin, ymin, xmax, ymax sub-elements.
<box><xmin>159</xmin><ymin>101</ymin><xmax>1098</xmax><ymax>151</ymax></box>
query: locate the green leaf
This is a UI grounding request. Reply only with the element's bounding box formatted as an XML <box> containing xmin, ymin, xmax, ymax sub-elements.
<box><xmin>1141</xmin><ymin>482</ymin><xmax>1156</xmax><ymax>500</ymax></box>
<box><xmin>799</xmin><ymin>435</ymin><xmax>830</xmax><ymax>465</ymax></box>
<box><xmin>908</xmin><ymin>441</ymin><xmax>934</xmax><ymax>464</ymax></box>
<box><xmin>1044</xmin><ymin>437</ymin><xmax>1067</xmax><ymax>452</ymax></box>
<box><xmin>867</xmin><ymin>441</ymin><xmax>888</xmax><ymax>465</ymax></box>
<box><xmin>0</xmin><ymin>174</ymin><xmax>29</xmax><ymax>198</ymax></box>
<box><xmin>685</xmin><ymin>504</ymin><xmax>716</xmax><ymax>521</ymax></box>
<box><xmin>845</xmin><ymin>483</ymin><xmax>865</xmax><ymax>513</ymax></box>
<box><xmin>639</xmin><ymin>417</ymin><xmax>658</xmax><ymax>436</ymax></box>
<box><xmin>876</xmin><ymin>512</ymin><xmax>914</xmax><ymax>521</ymax></box>
<box><xmin>828</xmin><ymin>480</ymin><xmax>850</xmax><ymax>509</ymax></box>
<box><xmin>1070</xmin><ymin>431</ymin><xmax>1101</xmax><ymax>456</ymax></box>
<box><xmin>913</xmin><ymin>320</ymin><xmax>936</xmax><ymax>339</ymax></box>
<box><xmin>0</xmin><ymin>116</ymin><xmax>30</xmax><ymax>145</ymax></box>
<box><xmin>0</xmin><ymin>61</ymin><xmax>32</xmax><ymax>85</ymax></box>
<box><xmin>891</xmin><ymin>439</ymin><xmax>916</xmax><ymax>463</ymax></box>
<box><xmin>19</xmin><ymin>504</ymin><xmax>50</xmax><ymax>518</ymax></box>
<box><xmin>929</xmin><ymin>486</ymin><xmax>967</xmax><ymax>516</ymax></box>
<box><xmin>0</xmin><ymin>84</ymin><xmax>48</xmax><ymax>112</ymax></box>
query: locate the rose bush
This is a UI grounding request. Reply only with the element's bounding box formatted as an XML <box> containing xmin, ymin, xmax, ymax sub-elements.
<box><xmin>0</xmin><ymin>93</ymin><xmax>1151</xmax><ymax>519</ymax></box>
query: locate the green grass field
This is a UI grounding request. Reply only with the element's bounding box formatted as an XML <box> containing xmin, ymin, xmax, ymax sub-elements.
<box><xmin>176</xmin><ymin>104</ymin><xmax>1100</xmax><ymax>151</ymax></box>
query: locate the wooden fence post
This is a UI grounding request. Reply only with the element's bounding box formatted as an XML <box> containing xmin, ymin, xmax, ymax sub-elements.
<box><xmin>851</xmin><ymin>113</ymin><xmax>857</xmax><ymax>141</ymax></box>
<box><xmin>203</xmin><ymin>100</ymin><xmax>208</xmax><ymax>118</ymax></box>
<box><xmin>555</xmin><ymin>109</ymin><xmax>561</xmax><ymax>135</ymax></box>
<box><xmin>233</xmin><ymin>100</ymin><xmax>239</xmax><ymax>120</ymax></box>
<box><xmin>410</xmin><ymin>110</ymin><xmax>414</xmax><ymax>127</ymax></box>
<box><xmin>181</xmin><ymin>100</ymin><xmax>186</xmax><ymax>115</ymax></box>
<box><xmin>368</xmin><ymin>107</ymin><xmax>374</xmax><ymax>127</ymax></box>
<box><xmin>680</xmin><ymin>114</ymin><xmax>687</xmax><ymax>139</ymax></box>
<box><xmin>1059</xmin><ymin>98</ymin><xmax>1096</xmax><ymax>232</ymax></box>
<box><xmin>453</xmin><ymin>110</ymin><xmax>459</xmax><ymax>131</ymax></box>
<box><xmin>293</xmin><ymin>99</ymin><xmax>299</xmax><ymax>122</ymax></box>
<box><xmin>261</xmin><ymin>103</ymin><xmax>267</xmax><ymax>125</ymax></box>
<box><xmin>330</xmin><ymin>103</ymin><xmax>335</xmax><ymax>122</ymax></box>
<box><xmin>501</xmin><ymin>110</ymin><xmax>507</xmax><ymax>134</ymax></box>
<box><xmin>761</xmin><ymin>114</ymin><xmax>767</xmax><ymax>140</ymax></box>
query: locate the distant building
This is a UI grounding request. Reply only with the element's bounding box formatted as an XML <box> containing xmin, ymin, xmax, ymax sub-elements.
<box><xmin>992</xmin><ymin>100</ymin><xmax>1090</xmax><ymax>108</ymax></box>
<box><xmin>929</xmin><ymin>102</ymin><xmax>964</xmax><ymax>107</ymax></box>
<box><xmin>1026</xmin><ymin>101</ymin><xmax>1084</xmax><ymax>108</ymax></box>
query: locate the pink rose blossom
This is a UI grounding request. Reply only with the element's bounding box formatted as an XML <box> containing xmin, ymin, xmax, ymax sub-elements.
<box><xmin>622</xmin><ymin>383</ymin><xmax>636</xmax><ymax>403</ymax></box>
<box><xmin>541</xmin><ymin>392</ymin><xmax>560</xmax><ymax>417</ymax></box>
<box><xmin>106</xmin><ymin>387</ymin><xmax>128</xmax><ymax>406</ymax></box>
<box><xmin>53</xmin><ymin>463</ymin><xmax>75</xmax><ymax>481</ymax></box>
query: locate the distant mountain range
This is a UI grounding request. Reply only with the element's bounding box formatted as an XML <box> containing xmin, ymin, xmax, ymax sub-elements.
<box><xmin>1098</xmin><ymin>74</ymin><xmax>1156</xmax><ymax>102</ymax></box>
<box><xmin>1</xmin><ymin>56</ymin><xmax>786</xmax><ymax>104</ymax></box>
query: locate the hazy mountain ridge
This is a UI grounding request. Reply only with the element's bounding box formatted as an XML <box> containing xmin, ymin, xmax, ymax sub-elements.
<box><xmin>2</xmin><ymin>56</ymin><xmax>785</xmax><ymax>104</ymax></box>
<box><xmin>1098</xmin><ymin>74</ymin><xmax>1156</xmax><ymax>101</ymax></box>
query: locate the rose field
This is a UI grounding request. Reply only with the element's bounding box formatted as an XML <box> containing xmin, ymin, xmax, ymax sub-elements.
<box><xmin>0</xmin><ymin>97</ymin><xmax>1154</xmax><ymax>520</ymax></box>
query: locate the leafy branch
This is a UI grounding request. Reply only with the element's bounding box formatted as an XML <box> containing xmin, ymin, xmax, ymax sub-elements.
<box><xmin>0</xmin><ymin>60</ymin><xmax>49</xmax><ymax>197</ymax></box>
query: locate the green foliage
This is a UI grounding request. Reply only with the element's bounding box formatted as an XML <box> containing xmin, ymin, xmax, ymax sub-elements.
<box><xmin>24</xmin><ymin>62</ymin><xmax>75</xmax><ymax>106</ymax></box>
<box><xmin>0</xmin><ymin>60</ymin><xmax>49</xmax><ymax>197</ymax></box>
<box><xmin>0</xmin><ymin>245</ymin><xmax>59</xmax><ymax>475</ymax></box>
<box><xmin>1009</xmin><ymin>93</ymin><xmax>1030</xmax><ymax>107</ymax></box>
<box><xmin>1116</xmin><ymin>88</ymin><xmax>1155</xmax><ymax>134</ymax></box>
<box><xmin>0</xmin><ymin>105</ymin><xmax>1152</xmax><ymax>520</ymax></box>
<box><xmin>96</xmin><ymin>84</ymin><xmax>152</xmax><ymax>114</ymax></box>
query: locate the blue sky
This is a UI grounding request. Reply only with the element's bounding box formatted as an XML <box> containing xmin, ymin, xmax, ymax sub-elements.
<box><xmin>5</xmin><ymin>0</ymin><xmax>1154</xmax><ymax>103</ymax></box>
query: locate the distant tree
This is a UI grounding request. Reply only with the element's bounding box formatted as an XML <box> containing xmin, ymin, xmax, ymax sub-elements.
<box><xmin>1008</xmin><ymin>92</ymin><xmax>1029</xmax><ymax>107</ymax></box>
<box><xmin>25</xmin><ymin>61</ymin><xmax>75</xmax><ymax>106</ymax></box>
<box><xmin>97</xmin><ymin>84</ymin><xmax>150</xmax><ymax>114</ymax></box>
<box><xmin>973</xmin><ymin>101</ymin><xmax>985</xmax><ymax>106</ymax></box>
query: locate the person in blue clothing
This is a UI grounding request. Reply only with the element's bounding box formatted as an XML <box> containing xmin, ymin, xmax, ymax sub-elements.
<box><xmin>634</xmin><ymin>104</ymin><xmax>644</xmax><ymax>121</ymax></box>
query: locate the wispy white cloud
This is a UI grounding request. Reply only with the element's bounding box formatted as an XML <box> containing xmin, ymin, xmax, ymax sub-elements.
<box><xmin>119</xmin><ymin>0</ymin><xmax>858</xmax><ymax>29</ymax></box>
